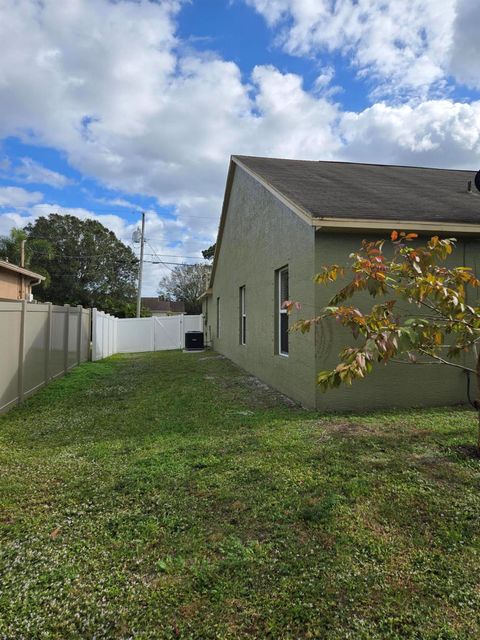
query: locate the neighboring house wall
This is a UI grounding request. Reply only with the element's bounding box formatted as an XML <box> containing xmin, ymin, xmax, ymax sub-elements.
<box><xmin>0</xmin><ymin>268</ymin><xmax>35</xmax><ymax>300</ymax></box>
<box><xmin>208</xmin><ymin>165</ymin><xmax>317</xmax><ymax>408</ymax></box>
<box><xmin>0</xmin><ymin>267</ymin><xmax>23</xmax><ymax>299</ymax></box>
<box><xmin>314</xmin><ymin>232</ymin><xmax>478</xmax><ymax>411</ymax></box>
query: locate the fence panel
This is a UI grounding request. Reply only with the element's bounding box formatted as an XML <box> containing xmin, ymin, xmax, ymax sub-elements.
<box><xmin>67</xmin><ymin>306</ymin><xmax>80</xmax><ymax>370</ymax></box>
<box><xmin>92</xmin><ymin>308</ymin><xmax>117</xmax><ymax>361</ymax></box>
<box><xmin>23</xmin><ymin>302</ymin><xmax>50</xmax><ymax>397</ymax></box>
<box><xmin>0</xmin><ymin>301</ymin><xmax>92</xmax><ymax>414</ymax></box>
<box><xmin>0</xmin><ymin>301</ymin><xmax>23</xmax><ymax>413</ymax></box>
<box><xmin>153</xmin><ymin>316</ymin><xmax>183</xmax><ymax>350</ymax></box>
<box><xmin>183</xmin><ymin>315</ymin><xmax>203</xmax><ymax>335</ymax></box>
<box><xmin>116</xmin><ymin>317</ymin><xmax>154</xmax><ymax>353</ymax></box>
<box><xmin>50</xmin><ymin>306</ymin><xmax>66</xmax><ymax>379</ymax></box>
<box><xmin>80</xmin><ymin>309</ymin><xmax>91</xmax><ymax>362</ymax></box>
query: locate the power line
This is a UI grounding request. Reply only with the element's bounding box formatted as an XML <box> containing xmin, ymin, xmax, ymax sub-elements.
<box><xmin>145</xmin><ymin>261</ymin><xmax>198</xmax><ymax>266</ymax></box>
<box><xmin>145</xmin><ymin>241</ymin><xmax>175</xmax><ymax>272</ymax></box>
<box><xmin>46</xmin><ymin>208</ymin><xmax>220</xmax><ymax>221</ymax></box>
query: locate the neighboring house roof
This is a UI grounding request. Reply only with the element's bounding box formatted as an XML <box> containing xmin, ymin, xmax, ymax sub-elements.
<box><xmin>206</xmin><ymin>155</ymin><xmax>480</xmax><ymax>291</ymax></box>
<box><xmin>141</xmin><ymin>297</ymin><xmax>185</xmax><ymax>313</ymax></box>
<box><xmin>0</xmin><ymin>259</ymin><xmax>45</xmax><ymax>282</ymax></box>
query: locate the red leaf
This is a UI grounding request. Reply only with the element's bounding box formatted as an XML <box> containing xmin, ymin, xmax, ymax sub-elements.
<box><xmin>391</xmin><ymin>230</ymin><xmax>399</xmax><ymax>241</ymax></box>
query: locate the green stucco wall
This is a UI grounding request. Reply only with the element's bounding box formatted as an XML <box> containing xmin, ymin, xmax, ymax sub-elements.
<box><xmin>314</xmin><ymin>233</ymin><xmax>480</xmax><ymax>411</ymax></box>
<box><xmin>207</xmin><ymin>164</ymin><xmax>480</xmax><ymax>412</ymax></box>
<box><xmin>206</xmin><ymin>165</ymin><xmax>317</xmax><ymax>408</ymax></box>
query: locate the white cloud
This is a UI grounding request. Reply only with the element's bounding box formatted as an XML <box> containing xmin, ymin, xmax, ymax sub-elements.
<box><xmin>92</xmin><ymin>197</ymin><xmax>139</xmax><ymax>210</ymax></box>
<box><xmin>0</xmin><ymin>0</ymin><xmax>480</xmax><ymax>298</ymax></box>
<box><xmin>13</xmin><ymin>157</ymin><xmax>73</xmax><ymax>188</ymax></box>
<box><xmin>449</xmin><ymin>0</ymin><xmax>480</xmax><ymax>90</ymax></box>
<box><xmin>0</xmin><ymin>186</ymin><xmax>43</xmax><ymax>208</ymax></box>
<box><xmin>245</xmin><ymin>0</ymin><xmax>480</xmax><ymax>96</ymax></box>
<box><xmin>340</xmin><ymin>100</ymin><xmax>480</xmax><ymax>167</ymax></box>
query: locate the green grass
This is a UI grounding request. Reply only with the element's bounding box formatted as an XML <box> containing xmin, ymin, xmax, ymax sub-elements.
<box><xmin>1</xmin><ymin>351</ymin><xmax>480</xmax><ymax>639</ymax></box>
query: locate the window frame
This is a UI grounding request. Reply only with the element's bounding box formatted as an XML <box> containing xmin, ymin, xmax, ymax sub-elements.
<box><xmin>239</xmin><ymin>285</ymin><xmax>246</xmax><ymax>345</ymax></box>
<box><xmin>278</xmin><ymin>266</ymin><xmax>289</xmax><ymax>357</ymax></box>
<box><xmin>216</xmin><ymin>296</ymin><xmax>220</xmax><ymax>338</ymax></box>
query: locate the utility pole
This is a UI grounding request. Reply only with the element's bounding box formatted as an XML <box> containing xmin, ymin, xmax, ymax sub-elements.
<box><xmin>136</xmin><ymin>212</ymin><xmax>146</xmax><ymax>318</ymax></box>
<box><xmin>20</xmin><ymin>239</ymin><xmax>26</xmax><ymax>300</ymax></box>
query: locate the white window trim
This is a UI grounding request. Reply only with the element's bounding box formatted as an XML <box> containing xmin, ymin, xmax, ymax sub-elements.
<box><xmin>240</xmin><ymin>286</ymin><xmax>246</xmax><ymax>345</ymax></box>
<box><xmin>278</xmin><ymin>267</ymin><xmax>289</xmax><ymax>357</ymax></box>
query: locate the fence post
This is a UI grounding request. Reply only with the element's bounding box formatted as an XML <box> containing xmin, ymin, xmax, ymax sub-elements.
<box><xmin>91</xmin><ymin>308</ymin><xmax>97</xmax><ymax>361</ymax></box>
<box><xmin>44</xmin><ymin>302</ymin><xmax>52</xmax><ymax>384</ymax></box>
<box><xmin>63</xmin><ymin>303</ymin><xmax>70</xmax><ymax>374</ymax></box>
<box><xmin>18</xmin><ymin>299</ymin><xmax>27</xmax><ymax>404</ymax></box>
<box><xmin>102</xmin><ymin>312</ymin><xmax>106</xmax><ymax>359</ymax></box>
<box><xmin>76</xmin><ymin>305</ymin><xmax>83</xmax><ymax>365</ymax></box>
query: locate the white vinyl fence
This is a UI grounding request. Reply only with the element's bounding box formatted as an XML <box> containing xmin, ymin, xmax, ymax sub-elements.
<box><xmin>91</xmin><ymin>309</ymin><xmax>117</xmax><ymax>361</ymax></box>
<box><xmin>0</xmin><ymin>300</ymin><xmax>91</xmax><ymax>413</ymax></box>
<box><xmin>91</xmin><ymin>310</ymin><xmax>203</xmax><ymax>361</ymax></box>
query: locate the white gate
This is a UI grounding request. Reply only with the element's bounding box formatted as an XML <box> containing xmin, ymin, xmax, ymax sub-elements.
<box><xmin>115</xmin><ymin>314</ymin><xmax>203</xmax><ymax>354</ymax></box>
<box><xmin>153</xmin><ymin>316</ymin><xmax>184</xmax><ymax>350</ymax></box>
<box><xmin>92</xmin><ymin>312</ymin><xmax>203</xmax><ymax>359</ymax></box>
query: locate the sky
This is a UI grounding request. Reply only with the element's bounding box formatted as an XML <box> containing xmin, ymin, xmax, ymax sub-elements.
<box><xmin>1</xmin><ymin>0</ymin><xmax>480</xmax><ymax>295</ymax></box>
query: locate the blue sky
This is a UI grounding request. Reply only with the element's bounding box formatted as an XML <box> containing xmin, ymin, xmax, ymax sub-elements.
<box><xmin>1</xmin><ymin>0</ymin><xmax>480</xmax><ymax>293</ymax></box>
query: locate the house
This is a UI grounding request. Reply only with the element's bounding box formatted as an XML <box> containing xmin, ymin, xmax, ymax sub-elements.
<box><xmin>0</xmin><ymin>260</ymin><xmax>45</xmax><ymax>301</ymax></box>
<box><xmin>141</xmin><ymin>297</ymin><xmax>185</xmax><ymax>316</ymax></box>
<box><xmin>202</xmin><ymin>155</ymin><xmax>480</xmax><ymax>411</ymax></box>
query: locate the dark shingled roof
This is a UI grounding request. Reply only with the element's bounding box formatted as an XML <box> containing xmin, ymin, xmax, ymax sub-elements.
<box><xmin>234</xmin><ymin>156</ymin><xmax>480</xmax><ymax>225</ymax></box>
<box><xmin>141</xmin><ymin>298</ymin><xmax>185</xmax><ymax>313</ymax></box>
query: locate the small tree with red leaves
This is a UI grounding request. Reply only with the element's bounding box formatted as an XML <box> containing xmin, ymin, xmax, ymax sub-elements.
<box><xmin>288</xmin><ymin>232</ymin><xmax>480</xmax><ymax>448</ymax></box>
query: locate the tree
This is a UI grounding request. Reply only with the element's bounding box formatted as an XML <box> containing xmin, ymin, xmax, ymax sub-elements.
<box><xmin>10</xmin><ymin>214</ymin><xmax>139</xmax><ymax>314</ymax></box>
<box><xmin>202</xmin><ymin>243</ymin><xmax>216</xmax><ymax>260</ymax></box>
<box><xmin>0</xmin><ymin>227</ymin><xmax>54</xmax><ymax>285</ymax></box>
<box><xmin>290</xmin><ymin>232</ymin><xmax>480</xmax><ymax>448</ymax></box>
<box><xmin>158</xmin><ymin>263</ymin><xmax>211</xmax><ymax>314</ymax></box>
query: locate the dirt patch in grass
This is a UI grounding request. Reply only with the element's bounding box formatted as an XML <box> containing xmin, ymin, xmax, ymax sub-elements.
<box><xmin>322</xmin><ymin>421</ymin><xmax>373</xmax><ymax>435</ymax></box>
<box><xmin>448</xmin><ymin>443</ymin><xmax>480</xmax><ymax>459</ymax></box>
<box><xmin>215</xmin><ymin>373</ymin><xmax>299</xmax><ymax>409</ymax></box>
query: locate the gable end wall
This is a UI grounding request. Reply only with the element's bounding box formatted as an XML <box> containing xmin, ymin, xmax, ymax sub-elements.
<box><xmin>208</xmin><ymin>165</ymin><xmax>317</xmax><ymax>408</ymax></box>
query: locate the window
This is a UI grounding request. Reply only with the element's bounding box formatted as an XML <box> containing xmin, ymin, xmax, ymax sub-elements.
<box><xmin>278</xmin><ymin>267</ymin><xmax>289</xmax><ymax>356</ymax></box>
<box><xmin>239</xmin><ymin>286</ymin><xmax>246</xmax><ymax>345</ymax></box>
<box><xmin>216</xmin><ymin>297</ymin><xmax>220</xmax><ymax>338</ymax></box>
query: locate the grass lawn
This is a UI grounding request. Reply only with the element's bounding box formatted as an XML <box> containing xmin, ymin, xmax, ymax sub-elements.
<box><xmin>1</xmin><ymin>351</ymin><xmax>480</xmax><ymax>639</ymax></box>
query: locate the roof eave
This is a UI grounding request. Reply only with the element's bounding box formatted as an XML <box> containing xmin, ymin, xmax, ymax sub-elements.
<box><xmin>198</xmin><ymin>288</ymin><xmax>212</xmax><ymax>301</ymax></box>
<box><xmin>313</xmin><ymin>217</ymin><xmax>480</xmax><ymax>235</ymax></box>
<box><xmin>0</xmin><ymin>260</ymin><xmax>46</xmax><ymax>281</ymax></box>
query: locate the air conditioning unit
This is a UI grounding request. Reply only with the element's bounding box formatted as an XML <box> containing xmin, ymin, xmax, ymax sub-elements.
<box><xmin>185</xmin><ymin>331</ymin><xmax>204</xmax><ymax>351</ymax></box>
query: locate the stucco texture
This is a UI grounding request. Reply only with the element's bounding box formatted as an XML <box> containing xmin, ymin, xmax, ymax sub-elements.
<box><xmin>207</xmin><ymin>164</ymin><xmax>478</xmax><ymax>412</ymax></box>
<box><xmin>207</xmin><ymin>165</ymin><xmax>317</xmax><ymax>408</ymax></box>
<box><xmin>314</xmin><ymin>233</ymin><xmax>478</xmax><ymax>411</ymax></box>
